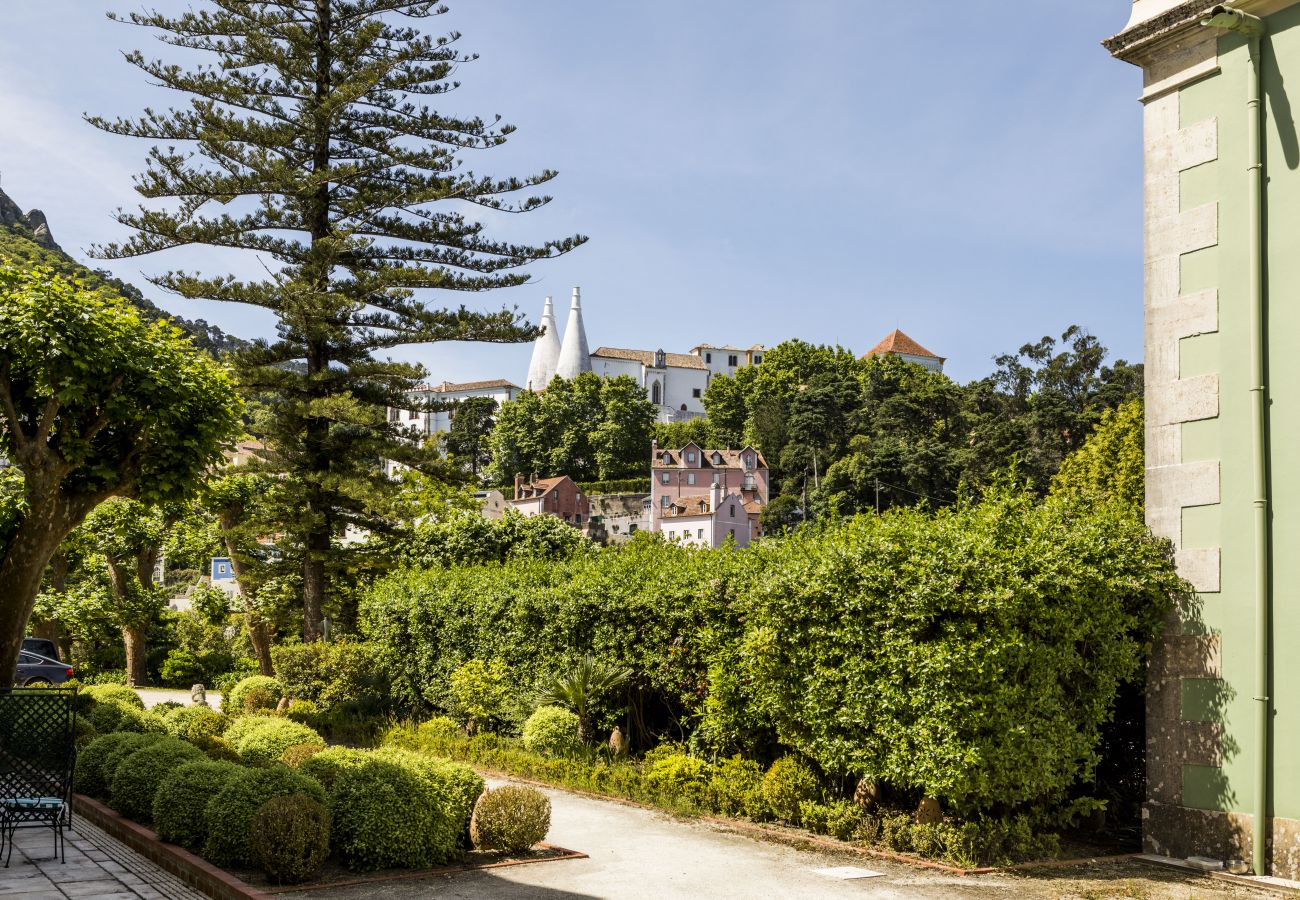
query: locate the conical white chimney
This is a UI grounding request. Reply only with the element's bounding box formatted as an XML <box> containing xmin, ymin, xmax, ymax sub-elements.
<box><xmin>525</xmin><ymin>296</ymin><xmax>561</xmax><ymax>391</ymax></box>
<box><xmin>555</xmin><ymin>287</ymin><xmax>591</xmax><ymax>380</ymax></box>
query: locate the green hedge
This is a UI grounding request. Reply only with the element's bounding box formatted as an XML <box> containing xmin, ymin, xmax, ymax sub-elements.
<box><xmin>271</xmin><ymin>642</ymin><xmax>388</xmax><ymax>715</ymax></box>
<box><xmin>329</xmin><ymin>757</ymin><xmax>445</xmax><ymax>871</ymax></box>
<box><xmin>222</xmin><ymin>717</ymin><xmax>324</xmax><ymax>766</ymax></box>
<box><xmin>367</xmin><ymin>487</ymin><xmax>1182</xmax><ymax>818</ymax></box>
<box><xmin>204</xmin><ymin>767</ymin><xmax>326</xmax><ymax>868</ymax></box>
<box><xmin>224</xmin><ymin>676</ymin><xmax>283</xmax><ymax>714</ymax></box>
<box><xmin>577</xmin><ymin>478</ymin><xmax>650</xmax><ymax>495</ymax></box>
<box><xmin>153</xmin><ymin>760</ymin><xmax>243</xmax><ymax>852</ymax></box>
<box><xmin>109</xmin><ymin>737</ymin><xmax>204</xmax><ymax>823</ymax></box>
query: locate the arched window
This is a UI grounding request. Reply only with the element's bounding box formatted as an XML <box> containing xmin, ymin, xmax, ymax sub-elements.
<box><xmin>651</xmin><ymin>382</ymin><xmax>661</xmax><ymax>404</ymax></box>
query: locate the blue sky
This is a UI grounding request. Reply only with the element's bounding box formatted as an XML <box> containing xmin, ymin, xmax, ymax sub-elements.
<box><xmin>0</xmin><ymin>2</ymin><xmax>1143</xmax><ymax>385</ymax></box>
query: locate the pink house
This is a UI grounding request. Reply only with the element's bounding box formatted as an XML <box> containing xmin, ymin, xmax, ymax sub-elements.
<box><xmin>649</xmin><ymin>441</ymin><xmax>769</xmax><ymax>545</ymax></box>
<box><xmin>510</xmin><ymin>474</ymin><xmax>590</xmax><ymax>526</ymax></box>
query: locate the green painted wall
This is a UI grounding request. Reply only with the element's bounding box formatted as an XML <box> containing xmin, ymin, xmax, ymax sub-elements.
<box><xmin>1175</xmin><ymin>8</ymin><xmax>1300</xmax><ymax>821</ymax></box>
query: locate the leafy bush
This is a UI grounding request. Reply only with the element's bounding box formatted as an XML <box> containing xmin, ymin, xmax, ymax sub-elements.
<box><xmin>449</xmin><ymin>660</ymin><xmax>514</xmax><ymax>733</ymax></box>
<box><xmin>761</xmin><ymin>757</ymin><xmax>820</xmax><ymax>824</ymax></box>
<box><xmin>282</xmin><ymin>742</ymin><xmax>326</xmax><ymax>768</ymax></box>
<box><xmin>536</xmin><ymin>656</ymin><xmax>629</xmax><ymax>743</ymax></box>
<box><xmin>799</xmin><ymin>800</ymin><xmax>864</xmax><ymax>841</ymax></box>
<box><xmin>521</xmin><ymin>707</ymin><xmax>580</xmax><ymax>756</ymax></box>
<box><xmin>87</xmin><ymin>699</ymin><xmax>168</xmax><ymax>735</ymax></box>
<box><xmin>108</xmin><ymin>737</ymin><xmax>203</xmax><ymax>823</ymax></box>
<box><xmin>299</xmin><ymin>746</ymin><xmax>370</xmax><ymax>791</ymax></box>
<box><xmin>251</xmin><ymin>795</ymin><xmax>330</xmax><ymax>885</ymax></box>
<box><xmin>420</xmin><ymin>716</ymin><xmax>462</xmax><ymax>740</ymax></box>
<box><xmin>84</xmin><ymin>684</ymin><xmax>144</xmax><ymax>709</ymax></box>
<box><xmin>644</xmin><ymin>751</ymin><xmax>711</xmax><ymax>807</ymax></box>
<box><xmin>374</xmin><ymin>748</ymin><xmax>484</xmax><ymax>848</ymax></box>
<box><xmin>223</xmin><ymin>717</ymin><xmax>325</xmax><ymax>766</ymax></box>
<box><xmin>736</xmin><ymin>490</ymin><xmax>1180</xmax><ymax>815</ymax></box>
<box><xmin>153</xmin><ymin>760</ymin><xmax>242</xmax><ymax>852</ymax></box>
<box><xmin>191</xmin><ymin>734</ymin><xmax>242</xmax><ymax>763</ymax></box>
<box><xmin>329</xmin><ymin>756</ymin><xmax>449</xmax><ymax>871</ymax></box>
<box><xmin>212</xmin><ymin>658</ymin><xmax>261</xmax><ymax>694</ymax></box>
<box><xmin>470</xmin><ymin>785</ymin><xmax>551</xmax><ymax>852</ymax></box>
<box><xmin>707</xmin><ymin>756</ymin><xmax>765</xmax><ymax>819</ymax></box>
<box><xmin>271</xmin><ymin>642</ymin><xmax>388</xmax><ymax>716</ymax></box>
<box><xmin>164</xmin><ymin>705</ymin><xmax>230</xmax><ymax>740</ymax></box>
<box><xmin>284</xmin><ymin>699</ymin><xmax>318</xmax><ymax>725</ymax></box>
<box><xmin>224</xmin><ymin>676</ymin><xmax>283</xmax><ymax>714</ymax></box>
<box><xmin>74</xmin><ymin>733</ymin><xmax>145</xmax><ymax>798</ymax></box>
<box><xmin>204</xmin><ymin>767</ymin><xmax>326</xmax><ymax>868</ymax></box>
<box><xmin>160</xmin><ymin>648</ymin><xmax>206</xmax><ymax>687</ymax></box>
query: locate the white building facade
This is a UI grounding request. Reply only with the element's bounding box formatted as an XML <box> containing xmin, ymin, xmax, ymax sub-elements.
<box><xmin>385</xmin><ymin>379</ymin><xmax>521</xmax><ymax>477</ymax></box>
<box><xmin>590</xmin><ymin>347</ymin><xmax>709</xmax><ymax>423</ymax></box>
<box><xmin>689</xmin><ymin>344</ymin><xmax>766</xmax><ymax>380</ymax></box>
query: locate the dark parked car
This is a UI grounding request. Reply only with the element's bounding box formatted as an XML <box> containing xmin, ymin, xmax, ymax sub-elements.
<box><xmin>15</xmin><ymin>651</ymin><xmax>74</xmax><ymax>686</ymax></box>
<box><xmin>21</xmin><ymin>637</ymin><xmax>60</xmax><ymax>662</ymax></box>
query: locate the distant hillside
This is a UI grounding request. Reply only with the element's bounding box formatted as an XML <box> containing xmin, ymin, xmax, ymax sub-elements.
<box><xmin>0</xmin><ymin>187</ymin><xmax>246</xmax><ymax>355</ymax></box>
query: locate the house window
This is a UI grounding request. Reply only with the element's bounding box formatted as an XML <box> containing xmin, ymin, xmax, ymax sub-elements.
<box><xmin>661</xmin><ymin>496</ymin><xmax>670</xmax><ymax>507</ymax></box>
<box><xmin>744</xmin><ymin>454</ymin><xmax>754</xmax><ymax>468</ymax></box>
<box><xmin>575</xmin><ymin>514</ymin><xmax>582</xmax><ymax>524</ymax></box>
<box><xmin>687</xmin><ymin>451</ymin><xmax>696</xmax><ymax>463</ymax></box>
<box><xmin>687</xmin><ymin>473</ymin><xmax>696</xmax><ymax>485</ymax></box>
<box><xmin>705</xmin><ymin>352</ymin><xmax>712</xmax><ymax>363</ymax></box>
<box><xmin>697</xmin><ymin>529</ymin><xmax>703</xmax><ymax>539</ymax></box>
<box><xmin>408</xmin><ymin>408</ymin><xmax>418</xmax><ymax>420</ymax></box>
<box><xmin>629</xmin><ymin>523</ymin><xmax>638</xmax><ymax>533</ymax></box>
<box><xmin>729</xmin><ymin>505</ymin><xmax>736</xmax><ymax>517</ymax></box>
<box><xmin>661</xmin><ymin>473</ymin><xmax>670</xmax><ymax>484</ymax></box>
<box><xmin>652</xmin><ymin>382</ymin><xmax>661</xmax><ymax>404</ymax></box>
<box><xmin>728</xmin><ymin>354</ymin><xmax>738</xmax><ymax>366</ymax></box>
<box><xmin>754</xmin><ymin>355</ymin><xmax>763</xmax><ymax>364</ymax></box>
<box><xmin>692</xmin><ymin>388</ymin><xmax>701</xmax><ymax>398</ymax></box>
<box><xmin>388</xmin><ymin>408</ymin><xmax>399</xmax><ymax>423</ymax></box>
<box><xmin>744</xmin><ymin>474</ymin><xmax>755</xmax><ymax>491</ymax></box>
<box><xmin>712</xmin><ymin>452</ymin><xmax>723</xmax><ymax>465</ymax></box>
<box><xmin>662</xmin><ymin>452</ymin><xmax>673</xmax><ymax>464</ymax></box>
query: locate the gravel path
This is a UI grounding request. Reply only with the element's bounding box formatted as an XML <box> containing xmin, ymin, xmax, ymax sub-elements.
<box><xmin>132</xmin><ymin>687</ymin><xmax>222</xmax><ymax>710</ymax></box>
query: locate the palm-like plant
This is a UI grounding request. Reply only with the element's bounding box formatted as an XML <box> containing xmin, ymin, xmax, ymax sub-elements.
<box><xmin>537</xmin><ymin>655</ymin><xmax>631</xmax><ymax>744</ymax></box>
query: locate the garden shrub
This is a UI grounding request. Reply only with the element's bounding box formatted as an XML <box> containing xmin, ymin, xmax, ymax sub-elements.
<box><xmin>707</xmin><ymin>755</ymin><xmax>766</xmax><ymax>819</ymax></box>
<box><xmin>160</xmin><ymin>648</ymin><xmax>206</xmax><ymax>687</ymax></box>
<box><xmin>190</xmin><ymin>734</ymin><xmax>242</xmax><ymax>763</ymax></box>
<box><xmin>224</xmin><ymin>675</ymin><xmax>283</xmax><ymax>714</ymax></box>
<box><xmin>299</xmin><ymin>746</ymin><xmax>370</xmax><ymax>791</ymax></box>
<box><xmin>73</xmin><ymin>717</ymin><xmax>99</xmax><ymax>749</ymax></box>
<box><xmin>643</xmin><ymin>751</ymin><xmax>711</xmax><ymax>808</ymax></box>
<box><xmin>223</xmin><ymin>716</ymin><xmax>324</xmax><ymax>766</ymax></box>
<box><xmin>374</xmin><ymin>748</ymin><xmax>484</xmax><ymax>847</ymax></box>
<box><xmin>165</xmin><ymin>705</ymin><xmax>230</xmax><ymax>740</ymax></box>
<box><xmin>204</xmin><ymin>767</ymin><xmax>326</xmax><ymax>868</ymax></box>
<box><xmin>213</xmin><ymin>658</ymin><xmax>261</xmax><ymax>694</ymax></box>
<box><xmin>271</xmin><ymin>642</ymin><xmax>388</xmax><ymax>715</ymax></box>
<box><xmin>282</xmin><ymin>742</ymin><xmax>326</xmax><ymax>768</ymax></box>
<box><xmin>153</xmin><ymin>760</ymin><xmax>242</xmax><ymax>852</ymax></box>
<box><xmin>75</xmin><ymin>733</ymin><xmax>146</xmax><ymax>798</ymax></box>
<box><xmin>88</xmin><ymin>699</ymin><xmax>168</xmax><ymax>735</ymax></box>
<box><xmin>285</xmin><ymin>699</ymin><xmax>318</xmax><ymax>725</ymax></box>
<box><xmin>84</xmin><ymin>683</ymin><xmax>144</xmax><ymax>709</ymax></box>
<box><xmin>420</xmin><ymin>716</ymin><xmax>461</xmax><ymax>740</ymax></box>
<box><xmin>798</xmin><ymin>800</ymin><xmax>863</xmax><ymax>842</ymax></box>
<box><xmin>154</xmin><ymin>700</ymin><xmax>184</xmax><ymax>713</ymax></box>
<box><xmin>449</xmin><ymin>659</ymin><xmax>514</xmax><ymax>733</ymax></box>
<box><xmin>329</xmin><ymin>756</ymin><xmax>448</xmax><ymax>871</ymax></box>
<box><xmin>761</xmin><ymin>757</ymin><xmax>820</xmax><ymax>824</ymax></box>
<box><xmin>521</xmin><ymin>706</ymin><xmax>580</xmax><ymax>756</ymax></box>
<box><xmin>251</xmin><ymin>795</ymin><xmax>330</xmax><ymax>885</ymax></box>
<box><xmin>470</xmin><ymin>785</ymin><xmax>551</xmax><ymax>852</ymax></box>
<box><xmin>108</xmin><ymin>737</ymin><xmax>203</xmax><ymax>823</ymax></box>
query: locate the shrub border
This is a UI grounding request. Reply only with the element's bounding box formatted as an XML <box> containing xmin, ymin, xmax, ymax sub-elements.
<box><xmin>75</xmin><ymin>792</ymin><xmax>587</xmax><ymax>896</ymax></box>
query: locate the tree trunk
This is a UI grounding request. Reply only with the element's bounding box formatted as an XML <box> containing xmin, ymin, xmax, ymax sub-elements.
<box><xmin>123</xmin><ymin>625</ymin><xmax>149</xmax><ymax>687</ymax></box>
<box><xmin>248</xmin><ymin>615</ymin><xmax>275</xmax><ymax>676</ymax></box>
<box><xmin>302</xmin><ymin>525</ymin><xmax>328</xmax><ymax>642</ymax></box>
<box><xmin>0</xmin><ymin>499</ymin><xmax>80</xmax><ymax>686</ymax></box>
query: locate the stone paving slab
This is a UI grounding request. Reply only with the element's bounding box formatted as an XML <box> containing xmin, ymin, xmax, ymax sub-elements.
<box><xmin>0</xmin><ymin>817</ymin><xmax>208</xmax><ymax>899</ymax></box>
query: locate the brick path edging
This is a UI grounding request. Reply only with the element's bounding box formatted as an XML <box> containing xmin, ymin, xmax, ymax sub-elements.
<box><xmin>74</xmin><ymin>793</ymin><xmax>272</xmax><ymax>900</ymax></box>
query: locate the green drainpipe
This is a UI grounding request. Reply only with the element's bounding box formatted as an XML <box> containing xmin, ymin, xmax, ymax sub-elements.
<box><xmin>1201</xmin><ymin>4</ymin><xmax>1269</xmax><ymax>877</ymax></box>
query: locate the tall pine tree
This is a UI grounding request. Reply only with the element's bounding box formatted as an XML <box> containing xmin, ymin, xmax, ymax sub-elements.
<box><xmin>90</xmin><ymin>1</ymin><xmax>585</xmax><ymax>639</ymax></box>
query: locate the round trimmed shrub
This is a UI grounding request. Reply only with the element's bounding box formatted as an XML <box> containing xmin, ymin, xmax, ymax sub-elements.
<box><xmin>84</xmin><ymin>684</ymin><xmax>145</xmax><ymax>709</ymax></box>
<box><xmin>761</xmin><ymin>757</ymin><xmax>820</xmax><ymax>824</ymax></box>
<box><xmin>109</xmin><ymin>736</ymin><xmax>204</xmax><ymax>823</ymax></box>
<box><xmin>375</xmin><ymin>748</ymin><xmax>483</xmax><ymax>848</ymax></box>
<box><xmin>88</xmin><ymin>700</ymin><xmax>168</xmax><ymax>735</ymax></box>
<box><xmin>419</xmin><ymin>716</ymin><xmax>462</xmax><ymax>739</ymax></box>
<box><xmin>223</xmin><ymin>717</ymin><xmax>324</xmax><ymax>765</ymax></box>
<box><xmin>190</xmin><ymin>734</ymin><xmax>242</xmax><ymax>763</ymax></box>
<box><xmin>644</xmin><ymin>751</ymin><xmax>712</xmax><ymax>807</ymax></box>
<box><xmin>224</xmin><ymin>676</ymin><xmax>284</xmax><ymax>714</ymax></box>
<box><xmin>154</xmin><ymin>760</ymin><xmax>243</xmax><ymax>852</ymax></box>
<box><xmin>165</xmin><ymin>705</ymin><xmax>230</xmax><ymax>740</ymax></box>
<box><xmin>329</xmin><ymin>757</ymin><xmax>446</xmax><ymax>871</ymax></box>
<box><xmin>521</xmin><ymin>707</ymin><xmax>580</xmax><ymax>757</ymax></box>
<box><xmin>284</xmin><ymin>699</ymin><xmax>318</xmax><ymax>725</ymax></box>
<box><xmin>299</xmin><ymin>746</ymin><xmax>369</xmax><ymax>791</ymax></box>
<box><xmin>707</xmin><ymin>755</ymin><xmax>766</xmax><ymax>819</ymax></box>
<box><xmin>251</xmin><ymin>794</ymin><xmax>330</xmax><ymax>885</ymax></box>
<box><xmin>75</xmin><ymin>732</ymin><xmax>167</xmax><ymax>799</ymax></box>
<box><xmin>470</xmin><ymin>785</ymin><xmax>551</xmax><ymax>852</ymax></box>
<box><xmin>204</xmin><ymin>767</ymin><xmax>326</xmax><ymax>868</ymax></box>
<box><xmin>73</xmin><ymin>717</ymin><xmax>100</xmax><ymax>749</ymax></box>
<box><xmin>281</xmin><ymin>742</ymin><xmax>325</xmax><ymax>768</ymax></box>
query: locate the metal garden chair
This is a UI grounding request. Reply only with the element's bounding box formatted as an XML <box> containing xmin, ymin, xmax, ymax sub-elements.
<box><xmin>0</xmin><ymin>686</ymin><xmax>77</xmax><ymax>866</ymax></box>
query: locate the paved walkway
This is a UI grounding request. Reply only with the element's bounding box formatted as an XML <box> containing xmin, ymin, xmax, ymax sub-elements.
<box><xmin>133</xmin><ymin>688</ymin><xmax>222</xmax><ymax>710</ymax></box>
<box><xmin>297</xmin><ymin>778</ymin><xmax>1260</xmax><ymax>900</ymax></box>
<box><xmin>0</xmin><ymin>816</ymin><xmax>207</xmax><ymax>900</ymax></box>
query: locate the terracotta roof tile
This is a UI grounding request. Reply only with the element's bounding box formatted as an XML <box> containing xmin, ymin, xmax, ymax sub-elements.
<box><xmin>863</xmin><ymin>330</ymin><xmax>943</xmax><ymax>362</ymax></box>
<box><xmin>592</xmin><ymin>347</ymin><xmax>708</xmax><ymax>371</ymax></box>
<box><xmin>412</xmin><ymin>379</ymin><xmax>520</xmax><ymax>393</ymax></box>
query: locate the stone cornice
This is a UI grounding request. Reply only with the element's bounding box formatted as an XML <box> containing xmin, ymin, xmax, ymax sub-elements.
<box><xmin>1105</xmin><ymin>0</ymin><xmax>1299</xmax><ymax>65</ymax></box>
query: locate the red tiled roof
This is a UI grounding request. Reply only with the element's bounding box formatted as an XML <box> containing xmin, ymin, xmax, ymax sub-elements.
<box><xmin>412</xmin><ymin>379</ymin><xmax>520</xmax><ymax>393</ymax></box>
<box><xmin>863</xmin><ymin>330</ymin><xmax>943</xmax><ymax>362</ymax></box>
<box><xmin>592</xmin><ymin>347</ymin><xmax>708</xmax><ymax>371</ymax></box>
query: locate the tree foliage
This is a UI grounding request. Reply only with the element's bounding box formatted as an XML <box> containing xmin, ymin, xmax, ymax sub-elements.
<box><xmin>92</xmin><ymin>0</ymin><xmax>584</xmax><ymax>640</ymax></box>
<box><xmin>1049</xmin><ymin>399</ymin><xmax>1144</xmax><ymax>513</ymax></box>
<box><xmin>0</xmin><ymin>266</ymin><xmax>240</xmax><ymax>683</ymax></box>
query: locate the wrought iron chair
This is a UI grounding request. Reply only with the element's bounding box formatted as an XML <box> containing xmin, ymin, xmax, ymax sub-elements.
<box><xmin>0</xmin><ymin>687</ymin><xmax>77</xmax><ymax>866</ymax></box>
